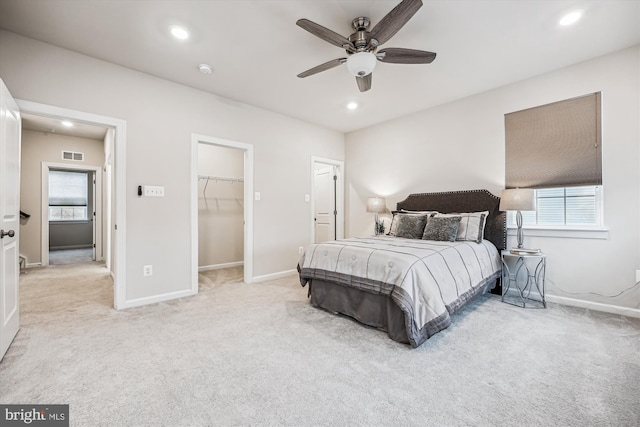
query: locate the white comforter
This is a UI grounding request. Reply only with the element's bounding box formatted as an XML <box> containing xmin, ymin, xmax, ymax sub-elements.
<box><xmin>298</xmin><ymin>236</ymin><xmax>501</xmax><ymax>346</ymax></box>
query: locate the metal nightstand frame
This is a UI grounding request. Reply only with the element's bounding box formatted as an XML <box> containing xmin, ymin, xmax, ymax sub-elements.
<box><xmin>501</xmin><ymin>251</ymin><xmax>546</xmax><ymax>308</ymax></box>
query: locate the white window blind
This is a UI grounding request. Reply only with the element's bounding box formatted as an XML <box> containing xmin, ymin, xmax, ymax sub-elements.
<box><xmin>49</xmin><ymin>170</ymin><xmax>88</xmax><ymax>206</ymax></box>
<box><xmin>48</xmin><ymin>170</ymin><xmax>88</xmax><ymax>221</ymax></box>
<box><xmin>514</xmin><ymin>186</ymin><xmax>602</xmax><ymax>227</ymax></box>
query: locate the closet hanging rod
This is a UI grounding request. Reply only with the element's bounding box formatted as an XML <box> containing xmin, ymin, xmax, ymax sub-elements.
<box><xmin>198</xmin><ymin>175</ymin><xmax>244</xmax><ymax>183</ymax></box>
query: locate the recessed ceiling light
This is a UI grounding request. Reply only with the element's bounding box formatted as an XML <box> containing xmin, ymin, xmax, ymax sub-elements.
<box><xmin>347</xmin><ymin>102</ymin><xmax>358</xmax><ymax>110</ymax></box>
<box><xmin>61</xmin><ymin>120</ymin><xmax>74</xmax><ymax>127</ymax></box>
<box><xmin>559</xmin><ymin>10</ymin><xmax>583</xmax><ymax>26</ymax></box>
<box><xmin>170</xmin><ymin>26</ymin><xmax>190</xmax><ymax>40</ymax></box>
<box><xmin>198</xmin><ymin>64</ymin><xmax>214</xmax><ymax>75</ymax></box>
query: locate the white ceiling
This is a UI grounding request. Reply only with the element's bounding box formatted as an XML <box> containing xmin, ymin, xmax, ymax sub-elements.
<box><xmin>1</xmin><ymin>0</ymin><xmax>638</xmax><ymax>133</ymax></box>
<box><xmin>22</xmin><ymin>113</ymin><xmax>108</xmax><ymax>141</ymax></box>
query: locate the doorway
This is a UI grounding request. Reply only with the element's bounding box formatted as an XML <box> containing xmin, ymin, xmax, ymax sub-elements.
<box><xmin>311</xmin><ymin>157</ymin><xmax>344</xmax><ymax>243</ymax></box>
<box><xmin>15</xmin><ymin>99</ymin><xmax>127</xmax><ymax>309</ymax></box>
<box><xmin>191</xmin><ymin>134</ymin><xmax>254</xmax><ymax>289</ymax></box>
<box><xmin>41</xmin><ymin>165</ymin><xmax>102</xmax><ymax>266</ymax></box>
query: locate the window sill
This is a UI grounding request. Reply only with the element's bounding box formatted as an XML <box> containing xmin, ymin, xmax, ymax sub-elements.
<box><xmin>506</xmin><ymin>226</ymin><xmax>609</xmax><ymax>240</ymax></box>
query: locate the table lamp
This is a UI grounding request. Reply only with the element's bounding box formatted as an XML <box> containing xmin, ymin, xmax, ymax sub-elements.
<box><xmin>366</xmin><ymin>197</ymin><xmax>386</xmax><ymax>235</ymax></box>
<box><xmin>499</xmin><ymin>189</ymin><xmax>535</xmax><ymax>249</ymax></box>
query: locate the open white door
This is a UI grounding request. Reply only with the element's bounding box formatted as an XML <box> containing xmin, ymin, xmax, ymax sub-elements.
<box><xmin>0</xmin><ymin>79</ymin><xmax>21</xmax><ymax>361</ymax></box>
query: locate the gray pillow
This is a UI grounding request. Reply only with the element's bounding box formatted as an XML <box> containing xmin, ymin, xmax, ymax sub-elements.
<box><xmin>395</xmin><ymin>214</ymin><xmax>428</xmax><ymax>239</ymax></box>
<box><xmin>422</xmin><ymin>216</ymin><xmax>462</xmax><ymax>242</ymax></box>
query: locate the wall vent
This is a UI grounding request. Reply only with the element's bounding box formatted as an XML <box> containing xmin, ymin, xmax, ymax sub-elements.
<box><xmin>62</xmin><ymin>151</ymin><xmax>84</xmax><ymax>161</ymax></box>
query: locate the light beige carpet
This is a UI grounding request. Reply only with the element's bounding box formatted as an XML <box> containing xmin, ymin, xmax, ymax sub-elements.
<box><xmin>1</xmin><ymin>262</ymin><xmax>639</xmax><ymax>426</ymax></box>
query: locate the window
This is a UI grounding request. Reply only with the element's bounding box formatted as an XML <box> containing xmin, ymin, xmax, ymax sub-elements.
<box><xmin>49</xmin><ymin>170</ymin><xmax>89</xmax><ymax>221</ymax></box>
<box><xmin>509</xmin><ymin>185</ymin><xmax>602</xmax><ymax>228</ymax></box>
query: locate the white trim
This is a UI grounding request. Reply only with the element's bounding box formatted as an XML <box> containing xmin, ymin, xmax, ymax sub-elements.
<box><xmin>311</xmin><ymin>156</ymin><xmax>345</xmax><ymax>242</ymax></box>
<box><xmin>198</xmin><ymin>261</ymin><xmax>244</xmax><ymax>272</ymax></box>
<box><xmin>17</xmin><ymin>99</ymin><xmax>127</xmax><ymax>310</ymax></box>
<box><xmin>25</xmin><ymin>263</ymin><xmax>42</xmax><ymax>268</ymax></box>
<box><xmin>118</xmin><ymin>289</ymin><xmax>197</xmax><ymax>310</ymax></box>
<box><xmin>191</xmin><ymin>134</ymin><xmax>254</xmax><ymax>288</ymax></box>
<box><xmin>505</xmin><ymin>289</ymin><xmax>640</xmax><ymax>318</ymax></box>
<box><xmin>41</xmin><ymin>163</ymin><xmax>102</xmax><ymax>265</ymax></box>
<box><xmin>252</xmin><ymin>269</ymin><xmax>298</xmax><ymax>283</ymax></box>
<box><xmin>507</xmin><ymin>227</ymin><xmax>609</xmax><ymax>240</ymax></box>
<box><xmin>546</xmin><ymin>294</ymin><xmax>640</xmax><ymax>319</ymax></box>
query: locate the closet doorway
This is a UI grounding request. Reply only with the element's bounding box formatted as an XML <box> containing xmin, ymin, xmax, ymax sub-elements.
<box><xmin>191</xmin><ymin>134</ymin><xmax>254</xmax><ymax>289</ymax></box>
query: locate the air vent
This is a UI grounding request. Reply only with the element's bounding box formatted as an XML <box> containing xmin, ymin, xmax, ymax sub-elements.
<box><xmin>62</xmin><ymin>151</ymin><xmax>84</xmax><ymax>161</ymax></box>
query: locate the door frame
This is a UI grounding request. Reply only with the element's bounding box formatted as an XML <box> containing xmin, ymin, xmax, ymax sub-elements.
<box><xmin>41</xmin><ymin>164</ymin><xmax>102</xmax><ymax>265</ymax></box>
<box><xmin>311</xmin><ymin>157</ymin><xmax>344</xmax><ymax>242</ymax></box>
<box><xmin>16</xmin><ymin>99</ymin><xmax>127</xmax><ymax>309</ymax></box>
<box><xmin>191</xmin><ymin>134</ymin><xmax>254</xmax><ymax>288</ymax></box>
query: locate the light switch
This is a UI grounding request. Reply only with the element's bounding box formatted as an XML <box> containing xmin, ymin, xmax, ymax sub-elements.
<box><xmin>142</xmin><ymin>185</ymin><xmax>165</xmax><ymax>197</ymax></box>
<box><xmin>255</xmin><ymin>192</ymin><xmax>261</xmax><ymax>201</ymax></box>
<box><xmin>304</xmin><ymin>194</ymin><xmax>310</xmax><ymax>202</ymax></box>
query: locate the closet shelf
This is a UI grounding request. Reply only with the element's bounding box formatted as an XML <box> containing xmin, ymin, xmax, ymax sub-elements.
<box><xmin>198</xmin><ymin>175</ymin><xmax>244</xmax><ymax>183</ymax></box>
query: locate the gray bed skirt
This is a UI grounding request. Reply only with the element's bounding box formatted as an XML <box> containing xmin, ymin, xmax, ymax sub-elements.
<box><xmin>309</xmin><ymin>278</ymin><xmax>411</xmax><ymax>344</ymax></box>
<box><xmin>308</xmin><ymin>275</ymin><xmax>500</xmax><ymax>347</ymax></box>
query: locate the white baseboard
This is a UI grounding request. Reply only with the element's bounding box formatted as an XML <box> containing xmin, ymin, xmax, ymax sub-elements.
<box><xmin>119</xmin><ymin>289</ymin><xmax>197</xmax><ymax>310</ymax></box>
<box><xmin>198</xmin><ymin>261</ymin><xmax>243</xmax><ymax>272</ymax></box>
<box><xmin>26</xmin><ymin>262</ymin><xmax>42</xmax><ymax>268</ymax></box>
<box><xmin>252</xmin><ymin>269</ymin><xmax>298</xmax><ymax>283</ymax></box>
<box><xmin>546</xmin><ymin>294</ymin><xmax>640</xmax><ymax>318</ymax></box>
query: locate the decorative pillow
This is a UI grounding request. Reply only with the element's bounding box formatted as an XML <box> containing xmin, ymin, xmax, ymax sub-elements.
<box><xmin>434</xmin><ymin>211</ymin><xmax>489</xmax><ymax>243</ymax></box>
<box><xmin>421</xmin><ymin>216</ymin><xmax>462</xmax><ymax>242</ymax></box>
<box><xmin>394</xmin><ymin>214</ymin><xmax>429</xmax><ymax>239</ymax></box>
<box><xmin>388</xmin><ymin>211</ymin><xmax>436</xmax><ymax>236</ymax></box>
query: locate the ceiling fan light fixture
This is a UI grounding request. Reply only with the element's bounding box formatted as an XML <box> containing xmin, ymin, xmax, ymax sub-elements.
<box><xmin>346</xmin><ymin>52</ymin><xmax>377</xmax><ymax>77</ymax></box>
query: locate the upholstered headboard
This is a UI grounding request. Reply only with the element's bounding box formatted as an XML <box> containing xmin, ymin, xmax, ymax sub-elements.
<box><xmin>396</xmin><ymin>189</ymin><xmax>506</xmax><ymax>251</ymax></box>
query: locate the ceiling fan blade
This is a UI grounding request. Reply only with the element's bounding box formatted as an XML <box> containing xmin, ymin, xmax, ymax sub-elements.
<box><xmin>356</xmin><ymin>74</ymin><xmax>372</xmax><ymax>92</ymax></box>
<box><xmin>368</xmin><ymin>0</ymin><xmax>423</xmax><ymax>46</ymax></box>
<box><xmin>296</xmin><ymin>19</ymin><xmax>352</xmax><ymax>49</ymax></box>
<box><xmin>378</xmin><ymin>48</ymin><xmax>436</xmax><ymax>64</ymax></box>
<box><xmin>297</xmin><ymin>58</ymin><xmax>347</xmax><ymax>78</ymax></box>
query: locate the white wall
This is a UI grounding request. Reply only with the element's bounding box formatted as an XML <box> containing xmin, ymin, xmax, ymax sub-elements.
<box><xmin>20</xmin><ymin>129</ymin><xmax>105</xmax><ymax>264</ymax></box>
<box><xmin>198</xmin><ymin>144</ymin><xmax>244</xmax><ymax>268</ymax></box>
<box><xmin>1</xmin><ymin>30</ymin><xmax>344</xmax><ymax>304</ymax></box>
<box><xmin>346</xmin><ymin>46</ymin><xmax>640</xmax><ymax>313</ymax></box>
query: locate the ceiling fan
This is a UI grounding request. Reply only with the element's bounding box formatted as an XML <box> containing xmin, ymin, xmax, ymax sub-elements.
<box><xmin>296</xmin><ymin>0</ymin><xmax>436</xmax><ymax>92</ymax></box>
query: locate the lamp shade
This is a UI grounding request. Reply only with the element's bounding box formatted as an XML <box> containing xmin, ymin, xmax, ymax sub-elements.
<box><xmin>346</xmin><ymin>52</ymin><xmax>377</xmax><ymax>77</ymax></box>
<box><xmin>499</xmin><ymin>189</ymin><xmax>536</xmax><ymax>211</ymax></box>
<box><xmin>366</xmin><ymin>197</ymin><xmax>386</xmax><ymax>213</ymax></box>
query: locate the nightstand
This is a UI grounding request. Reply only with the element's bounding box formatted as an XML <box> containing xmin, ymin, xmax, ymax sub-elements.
<box><xmin>501</xmin><ymin>250</ymin><xmax>546</xmax><ymax>308</ymax></box>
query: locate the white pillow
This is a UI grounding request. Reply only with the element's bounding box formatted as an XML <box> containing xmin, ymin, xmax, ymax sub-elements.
<box><xmin>434</xmin><ymin>211</ymin><xmax>489</xmax><ymax>243</ymax></box>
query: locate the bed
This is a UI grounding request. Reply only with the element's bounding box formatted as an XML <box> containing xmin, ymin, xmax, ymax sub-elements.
<box><xmin>298</xmin><ymin>189</ymin><xmax>506</xmax><ymax>348</ymax></box>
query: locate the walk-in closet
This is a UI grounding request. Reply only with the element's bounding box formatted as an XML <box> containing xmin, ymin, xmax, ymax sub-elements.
<box><xmin>197</xmin><ymin>143</ymin><xmax>244</xmax><ymax>271</ymax></box>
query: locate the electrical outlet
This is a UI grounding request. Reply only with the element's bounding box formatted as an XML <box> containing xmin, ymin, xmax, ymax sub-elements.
<box><xmin>143</xmin><ymin>265</ymin><xmax>153</xmax><ymax>277</ymax></box>
<box><xmin>299</xmin><ymin>246</ymin><xmax>304</xmax><ymax>255</ymax></box>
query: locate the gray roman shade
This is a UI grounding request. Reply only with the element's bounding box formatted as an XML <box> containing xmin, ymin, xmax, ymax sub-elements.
<box><xmin>505</xmin><ymin>92</ymin><xmax>602</xmax><ymax>189</ymax></box>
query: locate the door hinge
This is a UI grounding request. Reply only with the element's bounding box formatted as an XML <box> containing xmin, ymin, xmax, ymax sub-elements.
<box><xmin>93</xmin><ymin>244</ymin><xmax>96</xmax><ymax>248</ymax></box>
